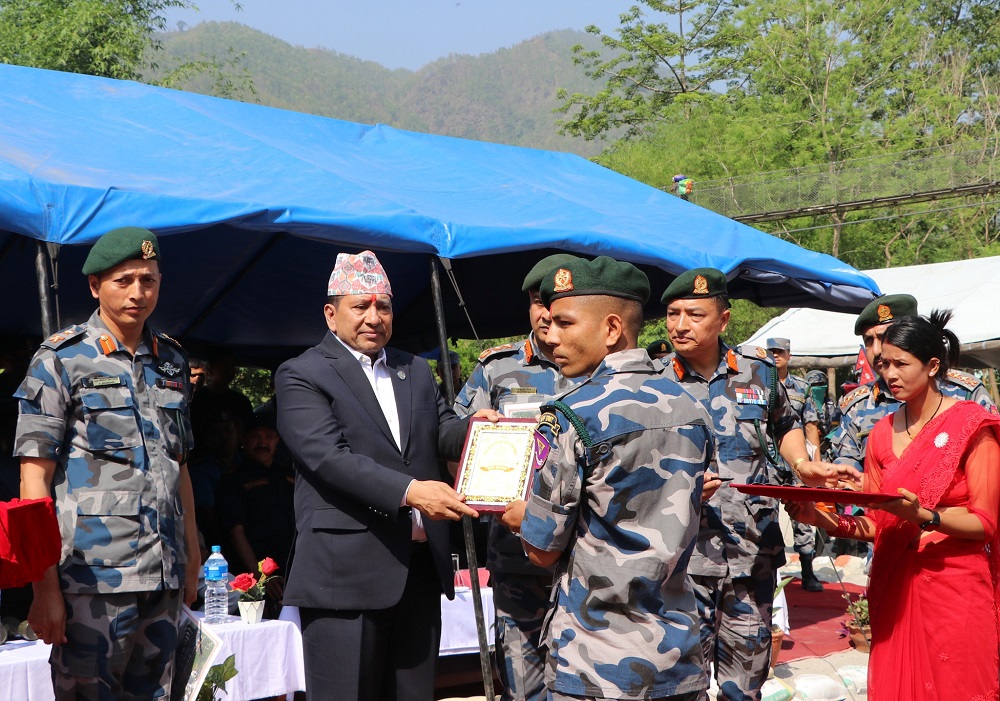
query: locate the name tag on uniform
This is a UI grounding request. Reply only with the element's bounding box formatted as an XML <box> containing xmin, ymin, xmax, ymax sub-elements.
<box><xmin>83</xmin><ymin>376</ymin><xmax>123</xmax><ymax>388</ymax></box>
<box><xmin>510</xmin><ymin>386</ymin><xmax>538</xmax><ymax>394</ymax></box>
<box><xmin>735</xmin><ymin>387</ymin><xmax>767</xmax><ymax>405</ymax></box>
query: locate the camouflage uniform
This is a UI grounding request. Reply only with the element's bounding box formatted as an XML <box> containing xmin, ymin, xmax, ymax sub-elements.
<box><xmin>778</xmin><ymin>374</ymin><xmax>817</xmax><ymax>559</ymax></box>
<box><xmin>665</xmin><ymin>344</ymin><xmax>799</xmax><ymax>701</ymax></box>
<box><xmin>14</xmin><ymin>310</ymin><xmax>193</xmax><ymax>700</ymax></box>
<box><xmin>521</xmin><ymin>349</ymin><xmax>712</xmax><ymax>700</ymax></box>
<box><xmin>454</xmin><ymin>335</ymin><xmax>578</xmax><ymax>701</ymax></box>
<box><xmin>830</xmin><ymin>371</ymin><xmax>996</xmax><ymax>472</ymax></box>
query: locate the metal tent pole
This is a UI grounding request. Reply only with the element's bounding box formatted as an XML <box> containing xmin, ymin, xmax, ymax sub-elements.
<box><xmin>34</xmin><ymin>240</ymin><xmax>57</xmax><ymax>337</ymax></box>
<box><xmin>429</xmin><ymin>256</ymin><xmax>495</xmax><ymax>699</ymax></box>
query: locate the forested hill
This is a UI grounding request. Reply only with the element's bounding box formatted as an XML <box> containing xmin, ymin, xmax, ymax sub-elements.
<box><xmin>157</xmin><ymin>22</ymin><xmax>603</xmax><ymax>156</ymax></box>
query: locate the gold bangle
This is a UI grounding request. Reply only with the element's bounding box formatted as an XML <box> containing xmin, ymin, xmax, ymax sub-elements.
<box><xmin>791</xmin><ymin>457</ymin><xmax>807</xmax><ymax>478</ymax></box>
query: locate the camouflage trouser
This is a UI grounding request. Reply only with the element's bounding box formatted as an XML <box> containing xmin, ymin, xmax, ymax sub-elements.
<box><xmin>792</xmin><ymin>520</ymin><xmax>816</xmax><ymax>558</ymax></box>
<box><xmin>690</xmin><ymin>569</ymin><xmax>774</xmax><ymax>701</ymax></box>
<box><xmin>52</xmin><ymin>588</ymin><xmax>181</xmax><ymax>701</ymax></box>
<box><xmin>492</xmin><ymin>571</ymin><xmax>552</xmax><ymax>701</ymax></box>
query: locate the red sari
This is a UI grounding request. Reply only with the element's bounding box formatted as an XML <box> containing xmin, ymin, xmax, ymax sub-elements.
<box><xmin>865</xmin><ymin>401</ymin><xmax>1000</xmax><ymax>701</ymax></box>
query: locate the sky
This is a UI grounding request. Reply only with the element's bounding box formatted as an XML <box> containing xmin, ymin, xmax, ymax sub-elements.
<box><xmin>167</xmin><ymin>0</ymin><xmax>637</xmax><ymax>71</ymax></box>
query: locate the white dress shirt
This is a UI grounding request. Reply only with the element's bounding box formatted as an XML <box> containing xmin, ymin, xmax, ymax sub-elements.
<box><xmin>332</xmin><ymin>332</ymin><xmax>425</xmax><ymax>541</ymax></box>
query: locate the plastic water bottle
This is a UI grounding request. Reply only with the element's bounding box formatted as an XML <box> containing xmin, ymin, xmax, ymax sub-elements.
<box><xmin>203</xmin><ymin>545</ymin><xmax>229</xmax><ymax>624</ymax></box>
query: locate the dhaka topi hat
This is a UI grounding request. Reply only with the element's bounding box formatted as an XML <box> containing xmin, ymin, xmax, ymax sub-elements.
<box><xmin>853</xmin><ymin>294</ymin><xmax>917</xmax><ymax>336</ymax></box>
<box><xmin>660</xmin><ymin>267</ymin><xmax>729</xmax><ymax>305</ymax></box>
<box><xmin>765</xmin><ymin>337</ymin><xmax>791</xmax><ymax>352</ymax></box>
<box><xmin>327</xmin><ymin>250</ymin><xmax>392</xmax><ymax>297</ymax></box>
<box><xmin>539</xmin><ymin>256</ymin><xmax>649</xmax><ymax>306</ymax></box>
<box><xmin>82</xmin><ymin>227</ymin><xmax>160</xmax><ymax>275</ymax></box>
<box><xmin>521</xmin><ymin>253</ymin><xmax>582</xmax><ymax>292</ymax></box>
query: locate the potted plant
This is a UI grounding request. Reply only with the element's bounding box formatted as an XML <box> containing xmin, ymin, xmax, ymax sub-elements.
<box><xmin>230</xmin><ymin>557</ymin><xmax>280</xmax><ymax>624</ymax></box>
<box><xmin>770</xmin><ymin>576</ymin><xmax>794</xmax><ymax>668</ymax></box>
<box><xmin>841</xmin><ymin>593</ymin><xmax>871</xmax><ymax>653</ymax></box>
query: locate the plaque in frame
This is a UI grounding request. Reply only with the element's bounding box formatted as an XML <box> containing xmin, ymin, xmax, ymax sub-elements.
<box><xmin>454</xmin><ymin>417</ymin><xmax>540</xmax><ymax>512</ymax></box>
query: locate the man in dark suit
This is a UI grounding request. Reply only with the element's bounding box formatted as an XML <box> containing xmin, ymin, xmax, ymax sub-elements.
<box><xmin>276</xmin><ymin>250</ymin><xmax>496</xmax><ymax>701</ymax></box>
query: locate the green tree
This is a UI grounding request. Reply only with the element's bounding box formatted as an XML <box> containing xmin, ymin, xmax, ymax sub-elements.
<box><xmin>556</xmin><ymin>0</ymin><xmax>740</xmax><ymax>141</ymax></box>
<box><xmin>0</xmin><ymin>0</ymin><xmax>252</xmax><ymax>97</ymax></box>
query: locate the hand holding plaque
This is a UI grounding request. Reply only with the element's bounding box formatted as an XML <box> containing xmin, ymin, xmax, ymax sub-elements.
<box><xmin>454</xmin><ymin>417</ymin><xmax>540</xmax><ymax>512</ymax></box>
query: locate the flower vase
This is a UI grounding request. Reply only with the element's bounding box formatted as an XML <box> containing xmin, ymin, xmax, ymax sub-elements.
<box><xmin>238</xmin><ymin>600</ymin><xmax>264</xmax><ymax>625</ymax></box>
<box><xmin>845</xmin><ymin>620</ymin><xmax>871</xmax><ymax>653</ymax></box>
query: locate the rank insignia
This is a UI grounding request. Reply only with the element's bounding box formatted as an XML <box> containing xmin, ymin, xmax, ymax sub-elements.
<box><xmin>553</xmin><ymin>268</ymin><xmax>574</xmax><ymax>293</ymax></box>
<box><xmin>693</xmin><ymin>274</ymin><xmax>709</xmax><ymax>295</ymax></box>
<box><xmin>141</xmin><ymin>240</ymin><xmax>156</xmax><ymax>259</ymax></box>
<box><xmin>877</xmin><ymin>304</ymin><xmax>892</xmax><ymax>323</ymax></box>
<box><xmin>157</xmin><ymin>361</ymin><xmax>181</xmax><ymax>377</ymax></box>
<box><xmin>735</xmin><ymin>387</ymin><xmax>767</xmax><ymax>405</ymax></box>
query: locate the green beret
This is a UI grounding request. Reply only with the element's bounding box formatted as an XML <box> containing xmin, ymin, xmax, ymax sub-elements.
<box><xmin>660</xmin><ymin>267</ymin><xmax>729</xmax><ymax>305</ymax></box>
<box><xmin>853</xmin><ymin>294</ymin><xmax>918</xmax><ymax>335</ymax></box>
<box><xmin>539</xmin><ymin>256</ymin><xmax>650</xmax><ymax>306</ymax></box>
<box><xmin>645</xmin><ymin>339</ymin><xmax>671</xmax><ymax>356</ymax></box>
<box><xmin>521</xmin><ymin>253</ymin><xmax>582</xmax><ymax>292</ymax></box>
<box><xmin>82</xmin><ymin>227</ymin><xmax>160</xmax><ymax>275</ymax></box>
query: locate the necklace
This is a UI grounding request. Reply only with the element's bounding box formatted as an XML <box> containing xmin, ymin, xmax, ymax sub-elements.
<box><xmin>904</xmin><ymin>394</ymin><xmax>944</xmax><ymax>439</ymax></box>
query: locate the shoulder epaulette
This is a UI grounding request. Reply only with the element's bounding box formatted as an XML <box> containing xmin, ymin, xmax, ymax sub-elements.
<box><xmin>945</xmin><ymin>369</ymin><xmax>981</xmax><ymax>392</ymax></box>
<box><xmin>839</xmin><ymin>384</ymin><xmax>871</xmax><ymax>412</ymax></box>
<box><xmin>737</xmin><ymin>344</ymin><xmax>774</xmax><ymax>366</ymax></box>
<box><xmin>477</xmin><ymin>340</ymin><xmax>521</xmax><ymax>363</ymax></box>
<box><xmin>40</xmin><ymin>324</ymin><xmax>86</xmax><ymax>350</ymax></box>
<box><xmin>155</xmin><ymin>330</ymin><xmax>185</xmax><ymax>351</ymax></box>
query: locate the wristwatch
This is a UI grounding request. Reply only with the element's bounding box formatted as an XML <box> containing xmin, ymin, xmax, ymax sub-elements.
<box><xmin>919</xmin><ymin>510</ymin><xmax>941</xmax><ymax>531</ymax></box>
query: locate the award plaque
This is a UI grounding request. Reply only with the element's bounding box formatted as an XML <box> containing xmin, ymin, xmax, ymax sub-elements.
<box><xmin>454</xmin><ymin>417</ymin><xmax>540</xmax><ymax>512</ymax></box>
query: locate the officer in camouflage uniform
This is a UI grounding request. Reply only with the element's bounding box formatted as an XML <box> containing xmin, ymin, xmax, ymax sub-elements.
<box><xmin>15</xmin><ymin>227</ymin><xmax>199</xmax><ymax>701</ymax></box>
<box><xmin>764</xmin><ymin>338</ymin><xmax>823</xmax><ymax>593</ymax></box>
<box><xmin>518</xmin><ymin>256</ymin><xmax>713</xmax><ymax>701</ymax></box>
<box><xmin>830</xmin><ymin>294</ymin><xmax>997</xmax><ymax>473</ymax></box>
<box><xmin>802</xmin><ymin>370</ymin><xmax>838</xmax><ymax>458</ymax></box>
<box><xmin>661</xmin><ymin>268</ymin><xmax>851</xmax><ymax>701</ymax></box>
<box><xmin>454</xmin><ymin>253</ymin><xmax>581</xmax><ymax>701</ymax></box>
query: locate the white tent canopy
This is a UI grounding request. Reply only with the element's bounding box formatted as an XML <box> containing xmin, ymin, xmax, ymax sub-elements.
<box><xmin>745</xmin><ymin>256</ymin><xmax>1000</xmax><ymax>369</ymax></box>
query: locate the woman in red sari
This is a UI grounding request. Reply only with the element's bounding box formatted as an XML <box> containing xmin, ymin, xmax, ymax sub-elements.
<box><xmin>787</xmin><ymin>310</ymin><xmax>1000</xmax><ymax>700</ymax></box>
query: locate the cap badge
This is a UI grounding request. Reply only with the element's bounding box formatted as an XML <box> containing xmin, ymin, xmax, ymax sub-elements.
<box><xmin>693</xmin><ymin>275</ymin><xmax>709</xmax><ymax>295</ymax></box>
<box><xmin>877</xmin><ymin>304</ymin><xmax>892</xmax><ymax>323</ymax></box>
<box><xmin>141</xmin><ymin>240</ymin><xmax>156</xmax><ymax>260</ymax></box>
<box><xmin>553</xmin><ymin>268</ymin><xmax>574</xmax><ymax>293</ymax></box>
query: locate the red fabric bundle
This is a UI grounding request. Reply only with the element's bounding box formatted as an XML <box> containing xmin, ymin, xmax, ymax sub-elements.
<box><xmin>0</xmin><ymin>497</ymin><xmax>61</xmax><ymax>588</ymax></box>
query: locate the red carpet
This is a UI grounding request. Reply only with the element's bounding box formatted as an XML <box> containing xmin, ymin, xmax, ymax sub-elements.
<box><xmin>780</xmin><ymin>580</ymin><xmax>866</xmax><ymax>662</ymax></box>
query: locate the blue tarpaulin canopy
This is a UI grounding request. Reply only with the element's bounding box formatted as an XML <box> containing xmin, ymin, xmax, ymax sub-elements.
<box><xmin>0</xmin><ymin>64</ymin><xmax>879</xmax><ymax>362</ymax></box>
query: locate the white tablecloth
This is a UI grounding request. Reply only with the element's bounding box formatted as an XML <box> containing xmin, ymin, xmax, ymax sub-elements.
<box><xmin>0</xmin><ymin>616</ymin><xmax>306</xmax><ymax>701</ymax></box>
<box><xmin>279</xmin><ymin>587</ymin><xmax>495</xmax><ymax>657</ymax></box>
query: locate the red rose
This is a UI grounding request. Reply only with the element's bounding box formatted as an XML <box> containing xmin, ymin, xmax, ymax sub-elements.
<box><xmin>259</xmin><ymin>557</ymin><xmax>279</xmax><ymax>576</ymax></box>
<box><xmin>231</xmin><ymin>572</ymin><xmax>257</xmax><ymax>592</ymax></box>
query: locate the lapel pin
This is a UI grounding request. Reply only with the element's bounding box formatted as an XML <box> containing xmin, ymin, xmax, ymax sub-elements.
<box><xmin>397</xmin><ymin>370</ymin><xmax>406</xmax><ymax>380</ymax></box>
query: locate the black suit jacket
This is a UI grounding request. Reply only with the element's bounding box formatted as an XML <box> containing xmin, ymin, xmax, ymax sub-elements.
<box><xmin>275</xmin><ymin>332</ymin><xmax>469</xmax><ymax>611</ymax></box>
